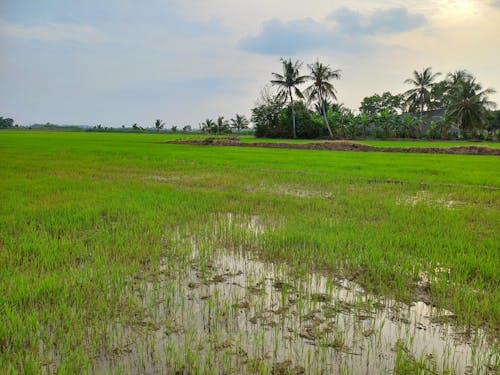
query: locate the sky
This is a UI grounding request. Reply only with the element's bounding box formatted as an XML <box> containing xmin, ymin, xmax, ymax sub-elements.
<box><xmin>1</xmin><ymin>0</ymin><xmax>499</xmax><ymax>127</ymax></box>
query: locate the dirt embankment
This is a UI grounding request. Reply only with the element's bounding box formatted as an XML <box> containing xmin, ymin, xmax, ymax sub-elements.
<box><xmin>166</xmin><ymin>138</ymin><xmax>500</xmax><ymax>155</ymax></box>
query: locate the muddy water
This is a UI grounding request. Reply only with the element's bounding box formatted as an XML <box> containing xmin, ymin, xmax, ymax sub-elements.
<box><xmin>91</xmin><ymin>248</ymin><xmax>498</xmax><ymax>374</ymax></box>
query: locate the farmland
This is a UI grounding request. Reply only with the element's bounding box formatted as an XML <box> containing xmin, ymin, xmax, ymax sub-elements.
<box><xmin>0</xmin><ymin>131</ymin><xmax>499</xmax><ymax>374</ymax></box>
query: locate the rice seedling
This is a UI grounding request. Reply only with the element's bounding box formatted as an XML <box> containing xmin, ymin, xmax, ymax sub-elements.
<box><xmin>0</xmin><ymin>131</ymin><xmax>498</xmax><ymax>373</ymax></box>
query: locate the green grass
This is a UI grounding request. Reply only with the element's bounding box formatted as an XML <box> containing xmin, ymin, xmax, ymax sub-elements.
<box><xmin>0</xmin><ymin>131</ymin><xmax>499</xmax><ymax>373</ymax></box>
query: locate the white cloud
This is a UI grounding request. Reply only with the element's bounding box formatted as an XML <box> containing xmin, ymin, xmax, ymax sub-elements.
<box><xmin>0</xmin><ymin>19</ymin><xmax>108</xmax><ymax>43</ymax></box>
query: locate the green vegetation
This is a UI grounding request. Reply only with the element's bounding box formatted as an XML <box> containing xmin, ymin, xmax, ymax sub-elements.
<box><xmin>0</xmin><ymin>131</ymin><xmax>498</xmax><ymax>373</ymax></box>
<box><xmin>252</xmin><ymin>62</ymin><xmax>498</xmax><ymax>140</ymax></box>
<box><xmin>271</xmin><ymin>58</ymin><xmax>308</xmax><ymax>139</ymax></box>
<box><xmin>304</xmin><ymin>60</ymin><xmax>342</xmax><ymax>138</ymax></box>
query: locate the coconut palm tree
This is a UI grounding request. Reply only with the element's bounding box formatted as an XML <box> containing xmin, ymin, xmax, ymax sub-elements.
<box><xmin>154</xmin><ymin>119</ymin><xmax>164</xmax><ymax>133</ymax></box>
<box><xmin>404</xmin><ymin>67</ymin><xmax>441</xmax><ymax>115</ymax></box>
<box><xmin>230</xmin><ymin>114</ymin><xmax>249</xmax><ymax>133</ymax></box>
<box><xmin>447</xmin><ymin>70</ymin><xmax>473</xmax><ymax>86</ymax></box>
<box><xmin>216</xmin><ymin>116</ymin><xmax>230</xmax><ymax>134</ymax></box>
<box><xmin>200</xmin><ymin>119</ymin><xmax>215</xmax><ymax>133</ymax></box>
<box><xmin>271</xmin><ymin>58</ymin><xmax>307</xmax><ymax>138</ymax></box>
<box><xmin>305</xmin><ymin>61</ymin><xmax>341</xmax><ymax>138</ymax></box>
<box><xmin>404</xmin><ymin>67</ymin><xmax>441</xmax><ymax>137</ymax></box>
<box><xmin>447</xmin><ymin>79</ymin><xmax>496</xmax><ymax>133</ymax></box>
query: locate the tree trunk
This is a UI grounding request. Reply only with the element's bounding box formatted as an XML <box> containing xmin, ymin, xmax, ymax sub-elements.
<box><xmin>289</xmin><ymin>88</ymin><xmax>296</xmax><ymax>139</ymax></box>
<box><xmin>418</xmin><ymin>91</ymin><xmax>424</xmax><ymax>138</ymax></box>
<box><xmin>320</xmin><ymin>94</ymin><xmax>333</xmax><ymax>138</ymax></box>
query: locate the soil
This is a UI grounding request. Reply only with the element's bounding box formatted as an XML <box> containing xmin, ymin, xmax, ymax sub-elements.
<box><xmin>165</xmin><ymin>138</ymin><xmax>500</xmax><ymax>155</ymax></box>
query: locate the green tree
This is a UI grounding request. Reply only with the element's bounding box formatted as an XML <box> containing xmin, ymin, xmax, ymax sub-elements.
<box><xmin>404</xmin><ymin>67</ymin><xmax>441</xmax><ymax>136</ymax></box>
<box><xmin>431</xmin><ymin>70</ymin><xmax>473</xmax><ymax>110</ymax></box>
<box><xmin>251</xmin><ymin>95</ymin><xmax>285</xmax><ymax>138</ymax></box>
<box><xmin>447</xmin><ymin>79</ymin><xmax>496</xmax><ymax>134</ymax></box>
<box><xmin>305</xmin><ymin>61</ymin><xmax>341</xmax><ymax>138</ymax></box>
<box><xmin>216</xmin><ymin>116</ymin><xmax>230</xmax><ymax>135</ymax></box>
<box><xmin>447</xmin><ymin>70</ymin><xmax>473</xmax><ymax>86</ymax></box>
<box><xmin>278</xmin><ymin>101</ymin><xmax>324</xmax><ymax>139</ymax></box>
<box><xmin>404</xmin><ymin>67</ymin><xmax>441</xmax><ymax>114</ymax></box>
<box><xmin>154</xmin><ymin>119</ymin><xmax>164</xmax><ymax>133</ymax></box>
<box><xmin>230</xmin><ymin>114</ymin><xmax>249</xmax><ymax>133</ymax></box>
<box><xmin>358</xmin><ymin>112</ymin><xmax>371</xmax><ymax>138</ymax></box>
<box><xmin>359</xmin><ymin>92</ymin><xmax>403</xmax><ymax>116</ymax></box>
<box><xmin>429</xmin><ymin>80</ymin><xmax>450</xmax><ymax>109</ymax></box>
<box><xmin>0</xmin><ymin>117</ymin><xmax>15</xmax><ymax>129</ymax></box>
<box><xmin>271</xmin><ymin>58</ymin><xmax>307</xmax><ymax>138</ymax></box>
<box><xmin>200</xmin><ymin>119</ymin><xmax>215</xmax><ymax>133</ymax></box>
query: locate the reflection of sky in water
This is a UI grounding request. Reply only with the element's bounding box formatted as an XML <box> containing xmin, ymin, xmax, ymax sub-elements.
<box><xmin>89</xmin><ymin>243</ymin><xmax>497</xmax><ymax>374</ymax></box>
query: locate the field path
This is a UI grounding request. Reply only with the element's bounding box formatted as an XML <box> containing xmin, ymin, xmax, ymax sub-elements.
<box><xmin>166</xmin><ymin>138</ymin><xmax>500</xmax><ymax>155</ymax></box>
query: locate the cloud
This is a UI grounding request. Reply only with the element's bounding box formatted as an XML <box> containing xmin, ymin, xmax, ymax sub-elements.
<box><xmin>366</xmin><ymin>7</ymin><xmax>427</xmax><ymax>33</ymax></box>
<box><xmin>0</xmin><ymin>19</ymin><xmax>108</xmax><ymax>43</ymax></box>
<box><xmin>239</xmin><ymin>18</ymin><xmax>335</xmax><ymax>55</ymax></box>
<box><xmin>330</xmin><ymin>6</ymin><xmax>427</xmax><ymax>35</ymax></box>
<box><xmin>240</xmin><ymin>6</ymin><xmax>426</xmax><ymax>55</ymax></box>
<box><xmin>239</xmin><ymin>17</ymin><xmax>372</xmax><ymax>55</ymax></box>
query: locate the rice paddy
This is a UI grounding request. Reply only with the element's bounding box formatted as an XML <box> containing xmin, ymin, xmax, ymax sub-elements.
<box><xmin>0</xmin><ymin>131</ymin><xmax>499</xmax><ymax>374</ymax></box>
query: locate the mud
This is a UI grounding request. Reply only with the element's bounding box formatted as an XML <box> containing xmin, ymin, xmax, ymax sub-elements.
<box><xmin>89</xmin><ymin>248</ymin><xmax>498</xmax><ymax>374</ymax></box>
<box><xmin>166</xmin><ymin>138</ymin><xmax>500</xmax><ymax>155</ymax></box>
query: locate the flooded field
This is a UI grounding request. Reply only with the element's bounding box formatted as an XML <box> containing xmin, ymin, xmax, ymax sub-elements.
<box><xmin>83</xmin><ymin>215</ymin><xmax>498</xmax><ymax>374</ymax></box>
<box><xmin>86</xmin><ymin>247</ymin><xmax>498</xmax><ymax>374</ymax></box>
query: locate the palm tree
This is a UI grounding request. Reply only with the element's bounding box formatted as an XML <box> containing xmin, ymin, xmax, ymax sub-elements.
<box><xmin>404</xmin><ymin>67</ymin><xmax>441</xmax><ymax>137</ymax></box>
<box><xmin>447</xmin><ymin>70</ymin><xmax>473</xmax><ymax>86</ymax></box>
<box><xmin>271</xmin><ymin>58</ymin><xmax>307</xmax><ymax>138</ymax></box>
<box><xmin>200</xmin><ymin>119</ymin><xmax>215</xmax><ymax>133</ymax></box>
<box><xmin>216</xmin><ymin>116</ymin><xmax>230</xmax><ymax>134</ymax></box>
<box><xmin>154</xmin><ymin>119</ymin><xmax>164</xmax><ymax>133</ymax></box>
<box><xmin>447</xmin><ymin>79</ymin><xmax>496</xmax><ymax>133</ymax></box>
<box><xmin>230</xmin><ymin>114</ymin><xmax>249</xmax><ymax>133</ymax></box>
<box><xmin>305</xmin><ymin>61</ymin><xmax>341</xmax><ymax>138</ymax></box>
<box><xmin>404</xmin><ymin>67</ymin><xmax>441</xmax><ymax>115</ymax></box>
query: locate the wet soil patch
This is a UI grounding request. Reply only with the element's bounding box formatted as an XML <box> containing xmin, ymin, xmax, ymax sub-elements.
<box><xmin>90</xmin><ymin>249</ymin><xmax>498</xmax><ymax>374</ymax></box>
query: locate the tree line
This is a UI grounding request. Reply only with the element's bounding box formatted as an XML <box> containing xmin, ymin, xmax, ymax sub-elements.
<box><xmin>252</xmin><ymin>59</ymin><xmax>499</xmax><ymax>140</ymax></box>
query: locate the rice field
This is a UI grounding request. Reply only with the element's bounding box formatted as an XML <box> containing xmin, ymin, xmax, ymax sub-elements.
<box><xmin>0</xmin><ymin>131</ymin><xmax>499</xmax><ymax>374</ymax></box>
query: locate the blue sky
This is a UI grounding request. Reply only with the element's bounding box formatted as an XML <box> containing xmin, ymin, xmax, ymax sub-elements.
<box><xmin>1</xmin><ymin>0</ymin><xmax>499</xmax><ymax>127</ymax></box>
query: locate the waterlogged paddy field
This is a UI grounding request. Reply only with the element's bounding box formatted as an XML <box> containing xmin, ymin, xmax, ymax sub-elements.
<box><xmin>0</xmin><ymin>131</ymin><xmax>499</xmax><ymax>374</ymax></box>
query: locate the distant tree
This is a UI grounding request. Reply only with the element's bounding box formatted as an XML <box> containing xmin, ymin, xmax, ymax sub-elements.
<box><xmin>447</xmin><ymin>78</ymin><xmax>496</xmax><ymax>133</ymax></box>
<box><xmin>359</xmin><ymin>92</ymin><xmax>404</xmax><ymax>115</ymax></box>
<box><xmin>447</xmin><ymin>70</ymin><xmax>474</xmax><ymax>86</ymax></box>
<box><xmin>358</xmin><ymin>112</ymin><xmax>371</xmax><ymax>138</ymax></box>
<box><xmin>132</xmin><ymin>123</ymin><xmax>139</xmax><ymax>130</ymax></box>
<box><xmin>200</xmin><ymin>119</ymin><xmax>215</xmax><ymax>133</ymax></box>
<box><xmin>155</xmin><ymin>119</ymin><xmax>165</xmax><ymax>133</ymax></box>
<box><xmin>182</xmin><ymin>125</ymin><xmax>192</xmax><ymax>132</ymax></box>
<box><xmin>404</xmin><ymin>67</ymin><xmax>441</xmax><ymax>115</ymax></box>
<box><xmin>271</xmin><ymin>58</ymin><xmax>307</xmax><ymax>138</ymax></box>
<box><xmin>170</xmin><ymin>125</ymin><xmax>178</xmax><ymax>132</ymax></box>
<box><xmin>430</xmin><ymin>70</ymin><xmax>474</xmax><ymax>110</ymax></box>
<box><xmin>429</xmin><ymin>80</ymin><xmax>450</xmax><ymax>109</ymax></box>
<box><xmin>404</xmin><ymin>67</ymin><xmax>441</xmax><ymax>137</ymax></box>
<box><xmin>216</xmin><ymin>116</ymin><xmax>230</xmax><ymax>134</ymax></box>
<box><xmin>278</xmin><ymin>101</ymin><xmax>325</xmax><ymax>139</ymax></box>
<box><xmin>313</xmin><ymin>99</ymin><xmax>332</xmax><ymax>116</ymax></box>
<box><xmin>251</xmin><ymin>92</ymin><xmax>285</xmax><ymax>138</ymax></box>
<box><xmin>0</xmin><ymin>117</ymin><xmax>15</xmax><ymax>129</ymax></box>
<box><xmin>230</xmin><ymin>114</ymin><xmax>249</xmax><ymax>133</ymax></box>
<box><xmin>305</xmin><ymin>61</ymin><xmax>341</xmax><ymax>138</ymax></box>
